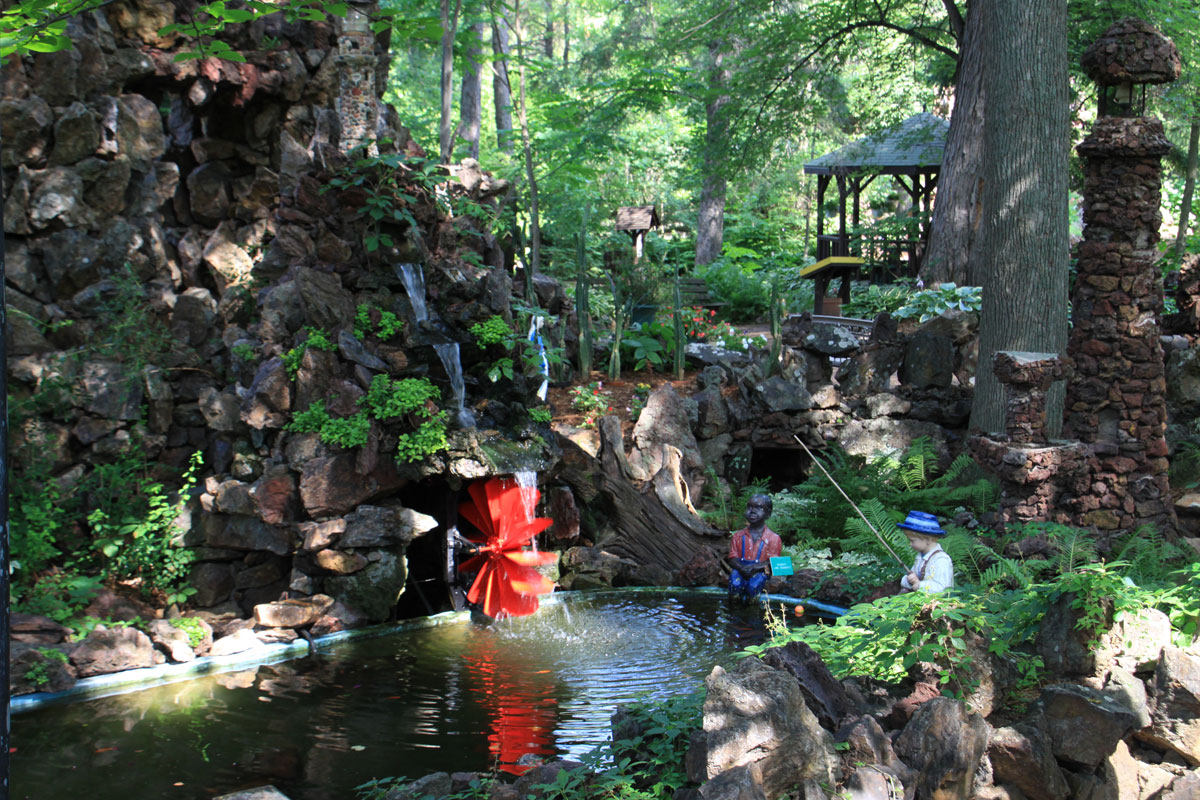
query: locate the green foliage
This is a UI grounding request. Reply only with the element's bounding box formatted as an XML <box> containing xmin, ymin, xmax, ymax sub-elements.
<box><xmin>894</xmin><ymin>283</ymin><xmax>982</xmax><ymax>322</ymax></box>
<box><xmin>320</xmin><ymin>411</ymin><xmax>372</xmax><ymax>449</ymax></box>
<box><xmin>769</xmin><ymin>439</ymin><xmax>997</xmax><ymax>551</ymax></box>
<box><xmin>630</xmin><ymin>383</ymin><xmax>652</xmax><ymax>423</ymax></box>
<box><xmin>231</xmin><ymin>342</ymin><xmax>257</xmax><ymax>362</ymax></box>
<box><xmin>12</xmin><ymin>572</ymin><xmax>103</xmax><ymax>625</ymax></box>
<box><xmin>486</xmin><ymin>357</ymin><xmax>515</xmax><ymax>383</ymax></box>
<box><xmin>10</xmin><ymin>453</ymin><xmax>73</xmax><ymax>576</ymax></box>
<box><xmin>699</xmin><ymin>474</ymin><xmax>772</xmax><ymax>533</ymax></box>
<box><xmin>395</xmin><ymin>414</ymin><xmax>449</xmax><ymax>463</ymax></box>
<box><xmin>696</xmin><ymin>258</ymin><xmax>771</xmax><ymax>322</ymax></box>
<box><xmin>362</xmin><ymin>374</ymin><xmax>441</xmax><ymax>420</ymax></box>
<box><xmin>470</xmin><ymin>315</ymin><xmax>514</xmax><ymax>348</ymax></box>
<box><xmin>85</xmin><ymin>451</ymin><xmax>203</xmax><ymax>604</ymax></box>
<box><xmin>842</xmin><ymin>281</ymin><xmax>916</xmax><ymax>318</ymax></box>
<box><xmin>622</xmin><ymin>331</ymin><xmax>668</xmax><ymax>372</ymax></box>
<box><xmin>529</xmin><ymin>407</ymin><xmax>553</xmax><ymax>424</ymax></box>
<box><xmin>355</xmin><ymin>304</ymin><xmax>405</xmax><ymax>341</ymax></box>
<box><xmin>282</xmin><ymin>327</ymin><xmax>338</xmax><ymax>376</ymax></box>
<box><xmin>323</xmin><ymin>145</ymin><xmax>438</xmax><ymax>253</ymax></box>
<box><xmin>285</xmin><ymin>400</ymin><xmax>359</xmax><ymax>447</ymax></box>
<box><xmin>169</xmin><ymin>617</ymin><xmax>208</xmax><ymax>649</ymax></box>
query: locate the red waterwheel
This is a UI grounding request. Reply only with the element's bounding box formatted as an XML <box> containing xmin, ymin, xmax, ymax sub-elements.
<box><xmin>457</xmin><ymin>477</ymin><xmax>557</xmax><ymax>618</ymax></box>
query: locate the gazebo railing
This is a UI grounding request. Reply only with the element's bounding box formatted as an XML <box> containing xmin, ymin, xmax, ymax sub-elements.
<box><xmin>817</xmin><ymin>232</ymin><xmax>923</xmax><ymax>279</ymax></box>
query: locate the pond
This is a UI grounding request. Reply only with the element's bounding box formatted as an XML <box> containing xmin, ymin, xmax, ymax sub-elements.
<box><xmin>13</xmin><ymin>591</ymin><xmax>788</xmax><ymax>800</ymax></box>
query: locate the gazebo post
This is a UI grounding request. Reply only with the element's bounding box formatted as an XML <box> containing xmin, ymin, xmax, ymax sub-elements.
<box><xmin>816</xmin><ymin>175</ymin><xmax>829</xmax><ymax>255</ymax></box>
<box><xmin>836</xmin><ymin>174</ymin><xmax>848</xmax><ymax>253</ymax></box>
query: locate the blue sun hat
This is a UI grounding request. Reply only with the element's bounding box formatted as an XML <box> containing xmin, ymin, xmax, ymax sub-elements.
<box><xmin>897</xmin><ymin>510</ymin><xmax>946</xmax><ymax>537</ymax></box>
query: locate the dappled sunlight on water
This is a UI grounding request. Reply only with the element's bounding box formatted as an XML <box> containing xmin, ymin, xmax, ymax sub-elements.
<box><xmin>14</xmin><ymin>593</ymin><xmax>773</xmax><ymax>800</ymax></box>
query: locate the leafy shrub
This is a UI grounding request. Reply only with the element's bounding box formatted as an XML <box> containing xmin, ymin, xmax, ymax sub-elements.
<box><xmin>469</xmin><ymin>315</ymin><xmax>513</xmax><ymax>348</ymax></box>
<box><xmin>529</xmin><ymin>408</ymin><xmax>553</xmax><ymax>424</ymax></box>
<box><xmin>395</xmin><ymin>415</ymin><xmax>449</xmax><ymax>463</ymax></box>
<box><xmin>285</xmin><ymin>400</ymin><xmax>372</xmax><ymax>449</ymax></box>
<box><xmin>362</xmin><ymin>374</ymin><xmax>441</xmax><ymax>420</ymax></box>
<box><xmin>842</xmin><ymin>280</ymin><xmax>916</xmax><ymax>318</ymax></box>
<box><xmin>894</xmin><ymin>283</ymin><xmax>981</xmax><ymax>322</ymax></box>
<box><xmin>12</xmin><ymin>572</ymin><xmax>103</xmax><ymax>624</ymax></box>
<box><xmin>355</xmin><ymin>304</ymin><xmax>405</xmax><ymax>341</ymax></box>
<box><xmin>696</xmin><ymin>258</ymin><xmax>771</xmax><ymax>322</ymax></box>
<box><xmin>85</xmin><ymin>451</ymin><xmax>203</xmax><ymax>605</ymax></box>
<box><xmin>282</xmin><ymin>327</ymin><xmax>338</xmax><ymax>376</ymax></box>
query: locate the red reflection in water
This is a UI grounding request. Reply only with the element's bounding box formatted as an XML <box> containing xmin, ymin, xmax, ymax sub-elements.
<box><xmin>462</xmin><ymin>639</ymin><xmax>558</xmax><ymax>774</ymax></box>
<box><xmin>458</xmin><ymin>478</ymin><xmax>557</xmax><ymax>618</ymax></box>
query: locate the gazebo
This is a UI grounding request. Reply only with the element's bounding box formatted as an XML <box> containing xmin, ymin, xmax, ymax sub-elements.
<box><xmin>801</xmin><ymin>113</ymin><xmax>949</xmax><ymax>313</ymax></box>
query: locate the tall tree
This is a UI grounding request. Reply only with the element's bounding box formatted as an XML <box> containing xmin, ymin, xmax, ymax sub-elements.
<box><xmin>1175</xmin><ymin>117</ymin><xmax>1199</xmax><ymax>261</ymax></box>
<box><xmin>695</xmin><ymin>39</ymin><xmax>732</xmax><ymax>267</ymax></box>
<box><xmin>491</xmin><ymin>17</ymin><xmax>514</xmax><ymax>153</ymax></box>
<box><xmin>458</xmin><ymin>20</ymin><xmax>484</xmax><ymax>159</ymax></box>
<box><xmin>970</xmin><ymin>0</ymin><xmax>1070</xmax><ymax>434</ymax></box>
<box><xmin>921</xmin><ymin>0</ymin><xmax>985</xmax><ymax>286</ymax></box>
<box><xmin>440</xmin><ymin>0</ymin><xmax>464</xmax><ymax>162</ymax></box>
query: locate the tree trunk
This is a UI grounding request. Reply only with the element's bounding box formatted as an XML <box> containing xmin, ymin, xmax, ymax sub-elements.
<box><xmin>970</xmin><ymin>0</ymin><xmax>1069</xmax><ymax>435</ymax></box>
<box><xmin>542</xmin><ymin>0</ymin><xmax>554</xmax><ymax>57</ymax></box>
<box><xmin>457</xmin><ymin>21</ymin><xmax>484</xmax><ymax>160</ymax></box>
<box><xmin>439</xmin><ymin>0</ymin><xmax>464</xmax><ymax>163</ymax></box>
<box><xmin>695</xmin><ymin>41</ymin><xmax>731</xmax><ymax>267</ymax></box>
<box><xmin>491</xmin><ymin>19</ymin><xmax>514</xmax><ymax>153</ymax></box>
<box><xmin>1175</xmin><ymin>117</ymin><xmax>1199</xmax><ymax>262</ymax></box>
<box><xmin>922</xmin><ymin>0</ymin><xmax>985</xmax><ymax>286</ymax></box>
<box><xmin>562</xmin><ymin>13</ymin><xmax>569</xmax><ymax>66</ymax></box>
<box><xmin>510</xmin><ymin>3</ymin><xmax>541</xmax><ymax>273</ymax></box>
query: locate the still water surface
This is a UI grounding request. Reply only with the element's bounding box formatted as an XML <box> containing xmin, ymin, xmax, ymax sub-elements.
<box><xmin>14</xmin><ymin>593</ymin><xmax>774</xmax><ymax>800</ymax></box>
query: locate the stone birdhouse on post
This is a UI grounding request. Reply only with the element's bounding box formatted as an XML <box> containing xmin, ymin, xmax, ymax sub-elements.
<box><xmin>615</xmin><ymin>205</ymin><xmax>660</xmax><ymax>263</ymax></box>
<box><xmin>1063</xmin><ymin>18</ymin><xmax>1181</xmax><ymax>537</ymax></box>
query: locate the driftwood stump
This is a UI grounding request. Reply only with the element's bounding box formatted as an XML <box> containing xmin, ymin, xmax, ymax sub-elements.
<box><xmin>555</xmin><ymin>416</ymin><xmax>724</xmax><ymax>573</ymax></box>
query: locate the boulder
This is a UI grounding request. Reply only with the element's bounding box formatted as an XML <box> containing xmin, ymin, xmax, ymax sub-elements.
<box><xmin>209</xmin><ymin>628</ymin><xmax>264</xmax><ymax>658</ymax></box>
<box><xmin>70</xmin><ymin>626</ymin><xmax>157</xmax><ymax>677</ymax></box>
<box><xmin>315</xmin><ymin>549</ymin><xmax>369</xmax><ymax>574</ymax></box>
<box><xmin>299</xmin><ymin>518</ymin><xmax>346</xmax><ymax>552</ymax></box>
<box><xmin>1041</xmin><ymin>683</ymin><xmax>1139</xmax><ymax>767</ymax></box>
<box><xmin>899</xmin><ymin>331</ymin><xmax>955</xmax><ymax>389</ymax></box>
<box><xmin>987</xmin><ymin>722</ymin><xmax>1070</xmax><ymax>800</ymax></box>
<box><xmin>115</xmin><ymin>93</ymin><xmax>166</xmax><ymax>163</ymax></box>
<box><xmin>203</xmin><ymin>223</ymin><xmax>255</xmax><ymax>292</ymax></box>
<box><xmin>836</xmin><ymin>715</ymin><xmax>915</xmax><ymax>787</ymax></box>
<box><xmin>78</xmin><ymin>156</ymin><xmax>132</xmax><ymax>217</ymax></box>
<box><xmin>192</xmin><ymin>514</ymin><xmax>294</xmax><ymax>556</ymax></box>
<box><xmin>1136</xmin><ymin>646</ymin><xmax>1200</xmax><ymax>765</ymax></box>
<box><xmin>761</xmin><ymin>640</ymin><xmax>855</xmax><ymax>730</ymax></box>
<box><xmin>1037</xmin><ymin>592</ymin><xmax>1108</xmax><ymax>676</ymax></box>
<box><xmin>339</xmin><ymin>504</ymin><xmax>437</xmax><ymax>548</ymax></box>
<box><xmin>190</xmin><ymin>562</ymin><xmax>235</xmax><ymax>607</ymax></box>
<box><xmin>310</xmin><ymin>599</ymin><xmax>366</xmax><ymax>636</ymax></box>
<box><xmin>1</xmin><ymin>96</ymin><xmax>53</xmax><ymax>167</ymax></box>
<box><xmin>29</xmin><ymin>166</ymin><xmax>89</xmax><ymax>229</ymax></box>
<box><xmin>836</xmin><ymin>418</ymin><xmax>949</xmax><ymax>460</ymax></box>
<box><xmin>756</xmin><ymin>375</ymin><xmax>814</xmax><ymax>413</ymax></box>
<box><xmin>837</xmin><ymin>344</ymin><xmax>904</xmax><ymax>396</ymax></box>
<box><xmin>698</xmin><ymin>765</ymin><xmax>767</xmax><ymax>800</ymax></box>
<box><xmin>702</xmin><ymin>657</ymin><xmax>838</xmax><ymax>797</ymax></box>
<box><xmin>200</xmin><ymin>387</ymin><xmax>243</xmax><ymax>432</ymax></box>
<box><xmin>840</xmin><ymin>766</ymin><xmax>907</xmax><ymax>800</ymax></box>
<box><xmin>676</xmin><ymin>548</ymin><xmax>724</xmax><ymax>587</ymax></box>
<box><xmin>214</xmin><ymin>787</ymin><xmax>292</xmax><ymax>800</ymax></box>
<box><xmin>894</xmin><ymin>696</ymin><xmax>990</xmax><ymax>800</ymax></box>
<box><xmin>1163</xmin><ymin>774</ymin><xmax>1200</xmax><ymax>800</ymax></box>
<box><xmin>11</xmin><ymin>614</ymin><xmax>71</xmax><ymax>645</ymax></box>
<box><xmin>559</xmin><ymin>546</ymin><xmax>636</xmax><ymax>589</ymax></box>
<box><xmin>296</xmin><ymin>268</ymin><xmax>355</xmax><ymax>330</ymax></box>
<box><xmin>253</xmin><ymin>597</ymin><xmax>333</xmax><ymax>628</ymax></box>
<box><xmin>251</xmin><ymin>465</ymin><xmax>299</xmax><ymax>526</ymax></box>
<box><xmin>323</xmin><ymin>549</ymin><xmax>408</xmax><ymax>622</ymax></box>
<box><xmin>1166</xmin><ymin>347</ymin><xmax>1200</xmax><ymax>420</ymax></box>
<box><xmin>803</xmin><ymin>325</ymin><xmax>860</xmax><ymax>357</ymax></box>
<box><xmin>145</xmin><ymin>619</ymin><xmax>197</xmax><ymax>663</ymax></box>
<box><xmin>298</xmin><ymin>453</ymin><xmax>405</xmax><ymax>518</ymax></box>
<box><xmin>50</xmin><ymin>102</ymin><xmax>101</xmax><ymax>165</ymax></box>
<box><xmin>511</xmin><ymin>761</ymin><xmax>588</xmax><ymax>800</ymax></box>
<box><xmin>242</xmin><ymin>357</ymin><xmax>292</xmax><ymax>430</ymax></box>
<box><xmin>186</xmin><ymin>161</ymin><xmax>232</xmax><ymax>225</ymax></box>
<box><xmin>10</xmin><ymin>643</ymin><xmax>76</xmax><ymax>695</ymax></box>
<box><xmin>1095</xmin><ymin>607</ymin><xmax>1172</xmax><ymax>674</ymax></box>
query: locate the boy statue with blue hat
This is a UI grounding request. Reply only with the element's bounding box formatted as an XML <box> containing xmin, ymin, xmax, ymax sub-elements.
<box><xmin>727</xmin><ymin>494</ymin><xmax>784</xmax><ymax>603</ymax></box>
<box><xmin>897</xmin><ymin>510</ymin><xmax>954</xmax><ymax>593</ymax></box>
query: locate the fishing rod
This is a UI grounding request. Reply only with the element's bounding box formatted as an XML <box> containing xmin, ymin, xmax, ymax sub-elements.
<box><xmin>792</xmin><ymin>434</ymin><xmax>910</xmax><ymax>575</ymax></box>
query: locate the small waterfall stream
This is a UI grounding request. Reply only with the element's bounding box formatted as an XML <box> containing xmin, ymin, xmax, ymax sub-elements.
<box><xmin>395</xmin><ymin>263</ymin><xmax>428</xmax><ymax>323</ymax></box>
<box><xmin>514</xmin><ymin>469</ymin><xmax>538</xmax><ymax>524</ymax></box>
<box><xmin>434</xmin><ymin>342</ymin><xmax>476</xmax><ymax>428</ymax></box>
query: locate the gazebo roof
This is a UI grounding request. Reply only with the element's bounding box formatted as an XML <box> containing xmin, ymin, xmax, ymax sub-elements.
<box><xmin>615</xmin><ymin>205</ymin><xmax>660</xmax><ymax>231</ymax></box>
<box><xmin>803</xmin><ymin>113</ymin><xmax>950</xmax><ymax>176</ymax></box>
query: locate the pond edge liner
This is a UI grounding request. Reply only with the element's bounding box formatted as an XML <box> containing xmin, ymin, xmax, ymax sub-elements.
<box><xmin>12</xmin><ymin>587</ymin><xmax>846</xmax><ymax>714</ymax></box>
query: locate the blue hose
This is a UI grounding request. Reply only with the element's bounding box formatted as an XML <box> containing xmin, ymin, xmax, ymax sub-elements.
<box><xmin>757</xmin><ymin>592</ymin><xmax>850</xmax><ymax>618</ymax></box>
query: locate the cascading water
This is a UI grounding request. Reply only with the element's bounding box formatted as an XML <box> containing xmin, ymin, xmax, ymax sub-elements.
<box><xmin>434</xmin><ymin>342</ymin><xmax>476</xmax><ymax>428</ymax></box>
<box><xmin>395</xmin><ymin>263</ymin><xmax>428</xmax><ymax>323</ymax></box>
<box><xmin>514</xmin><ymin>470</ymin><xmax>538</xmax><ymax>524</ymax></box>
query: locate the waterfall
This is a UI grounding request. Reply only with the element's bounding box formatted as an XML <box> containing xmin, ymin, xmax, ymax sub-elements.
<box><xmin>395</xmin><ymin>263</ymin><xmax>428</xmax><ymax>323</ymax></box>
<box><xmin>434</xmin><ymin>342</ymin><xmax>476</xmax><ymax>428</ymax></box>
<box><xmin>514</xmin><ymin>469</ymin><xmax>538</xmax><ymax>524</ymax></box>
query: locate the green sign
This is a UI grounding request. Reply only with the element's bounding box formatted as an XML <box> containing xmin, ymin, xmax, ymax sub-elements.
<box><xmin>769</xmin><ymin>557</ymin><xmax>794</xmax><ymax>576</ymax></box>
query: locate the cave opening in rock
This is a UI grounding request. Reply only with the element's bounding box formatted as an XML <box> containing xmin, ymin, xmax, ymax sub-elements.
<box><xmin>746</xmin><ymin>446</ymin><xmax>812</xmax><ymax>490</ymax></box>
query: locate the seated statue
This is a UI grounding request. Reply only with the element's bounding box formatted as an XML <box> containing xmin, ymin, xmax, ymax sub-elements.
<box><xmin>726</xmin><ymin>494</ymin><xmax>783</xmax><ymax>604</ymax></box>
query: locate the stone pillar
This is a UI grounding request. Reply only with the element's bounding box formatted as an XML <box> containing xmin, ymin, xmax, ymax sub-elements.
<box><xmin>969</xmin><ymin>352</ymin><xmax>1089</xmax><ymax>527</ymax></box>
<box><xmin>336</xmin><ymin>4</ymin><xmax>378</xmax><ymax>156</ymax></box>
<box><xmin>1063</xmin><ymin>18</ymin><xmax>1181</xmax><ymax>536</ymax></box>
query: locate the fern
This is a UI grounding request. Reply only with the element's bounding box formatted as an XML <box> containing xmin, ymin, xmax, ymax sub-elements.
<box><xmin>843</xmin><ymin>499</ymin><xmax>911</xmax><ymax>568</ymax></box>
<box><xmin>1110</xmin><ymin>525</ymin><xmax>1188</xmax><ymax>582</ymax></box>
